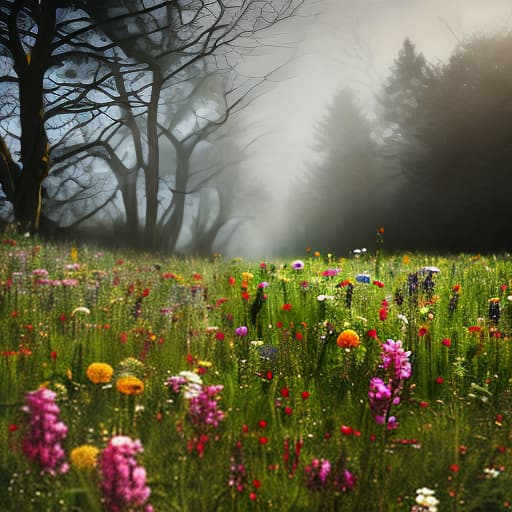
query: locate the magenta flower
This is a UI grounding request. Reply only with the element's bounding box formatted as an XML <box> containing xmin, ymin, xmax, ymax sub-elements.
<box><xmin>100</xmin><ymin>436</ymin><xmax>153</xmax><ymax>512</ymax></box>
<box><xmin>235</xmin><ymin>326</ymin><xmax>248</xmax><ymax>337</ymax></box>
<box><xmin>21</xmin><ymin>388</ymin><xmax>69</xmax><ymax>475</ymax></box>
<box><xmin>188</xmin><ymin>385</ymin><xmax>225</xmax><ymax>429</ymax></box>
<box><xmin>228</xmin><ymin>441</ymin><xmax>247</xmax><ymax>493</ymax></box>
<box><xmin>305</xmin><ymin>458</ymin><xmax>331</xmax><ymax>490</ymax></box>
<box><xmin>381</xmin><ymin>339</ymin><xmax>412</xmax><ymax>380</ymax></box>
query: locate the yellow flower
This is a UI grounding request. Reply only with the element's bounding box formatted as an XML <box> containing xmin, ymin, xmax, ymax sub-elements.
<box><xmin>70</xmin><ymin>445</ymin><xmax>99</xmax><ymax>470</ymax></box>
<box><xmin>241</xmin><ymin>271</ymin><xmax>254</xmax><ymax>282</ymax></box>
<box><xmin>70</xmin><ymin>246</ymin><xmax>78</xmax><ymax>262</ymax></box>
<box><xmin>336</xmin><ymin>329</ymin><xmax>360</xmax><ymax>349</ymax></box>
<box><xmin>86</xmin><ymin>362</ymin><xmax>114</xmax><ymax>384</ymax></box>
<box><xmin>314</xmin><ymin>251</ymin><xmax>320</xmax><ymax>258</ymax></box>
<box><xmin>116</xmin><ymin>375</ymin><xmax>145</xmax><ymax>395</ymax></box>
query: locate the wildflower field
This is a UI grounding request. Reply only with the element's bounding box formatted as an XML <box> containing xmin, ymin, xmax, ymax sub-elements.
<box><xmin>0</xmin><ymin>234</ymin><xmax>511</xmax><ymax>512</ymax></box>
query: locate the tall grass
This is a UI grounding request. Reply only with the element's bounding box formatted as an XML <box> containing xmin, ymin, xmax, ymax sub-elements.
<box><xmin>0</xmin><ymin>234</ymin><xmax>510</xmax><ymax>511</ymax></box>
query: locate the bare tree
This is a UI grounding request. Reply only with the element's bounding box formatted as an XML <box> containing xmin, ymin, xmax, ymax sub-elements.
<box><xmin>0</xmin><ymin>0</ymin><xmax>304</xmax><ymax>250</ymax></box>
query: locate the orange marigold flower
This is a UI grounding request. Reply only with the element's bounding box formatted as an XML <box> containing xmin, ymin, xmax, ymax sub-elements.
<box><xmin>116</xmin><ymin>375</ymin><xmax>145</xmax><ymax>395</ymax></box>
<box><xmin>86</xmin><ymin>362</ymin><xmax>114</xmax><ymax>384</ymax></box>
<box><xmin>336</xmin><ymin>329</ymin><xmax>360</xmax><ymax>348</ymax></box>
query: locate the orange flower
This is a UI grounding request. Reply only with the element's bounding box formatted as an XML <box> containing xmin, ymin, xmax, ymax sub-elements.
<box><xmin>86</xmin><ymin>362</ymin><xmax>114</xmax><ymax>384</ymax></box>
<box><xmin>116</xmin><ymin>375</ymin><xmax>145</xmax><ymax>395</ymax></box>
<box><xmin>336</xmin><ymin>329</ymin><xmax>360</xmax><ymax>348</ymax></box>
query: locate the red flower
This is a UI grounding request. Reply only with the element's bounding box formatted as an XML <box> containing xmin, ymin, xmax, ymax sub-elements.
<box><xmin>284</xmin><ymin>406</ymin><xmax>293</xmax><ymax>416</ymax></box>
<box><xmin>259</xmin><ymin>436</ymin><xmax>268</xmax><ymax>445</ymax></box>
<box><xmin>367</xmin><ymin>329</ymin><xmax>378</xmax><ymax>339</ymax></box>
<box><xmin>215</xmin><ymin>332</ymin><xmax>225</xmax><ymax>341</ymax></box>
<box><xmin>436</xmin><ymin>377</ymin><xmax>444</xmax><ymax>384</ymax></box>
<box><xmin>50</xmin><ymin>351</ymin><xmax>58</xmax><ymax>361</ymax></box>
<box><xmin>379</xmin><ymin>308</ymin><xmax>388</xmax><ymax>321</ymax></box>
<box><xmin>253</xmin><ymin>479</ymin><xmax>262</xmax><ymax>488</ymax></box>
<box><xmin>193</xmin><ymin>273</ymin><xmax>203</xmax><ymax>281</ymax></box>
<box><xmin>340</xmin><ymin>425</ymin><xmax>353</xmax><ymax>436</ymax></box>
<box><xmin>442</xmin><ymin>338</ymin><xmax>451</xmax><ymax>347</ymax></box>
<box><xmin>301</xmin><ymin>391</ymin><xmax>310</xmax><ymax>400</ymax></box>
<box><xmin>449</xmin><ymin>464</ymin><xmax>460</xmax><ymax>473</ymax></box>
<box><xmin>249</xmin><ymin>492</ymin><xmax>257</xmax><ymax>501</ymax></box>
<box><xmin>281</xmin><ymin>387</ymin><xmax>290</xmax><ymax>398</ymax></box>
<box><xmin>259</xmin><ymin>420</ymin><xmax>268</xmax><ymax>429</ymax></box>
<box><xmin>228</xmin><ymin>276</ymin><xmax>236</xmax><ymax>285</ymax></box>
<box><xmin>468</xmin><ymin>326</ymin><xmax>482</xmax><ymax>333</ymax></box>
<box><xmin>419</xmin><ymin>401</ymin><xmax>429</xmax><ymax>408</ymax></box>
<box><xmin>295</xmin><ymin>332</ymin><xmax>303</xmax><ymax>341</ymax></box>
<box><xmin>373</xmin><ymin>280</ymin><xmax>385</xmax><ymax>288</ymax></box>
<box><xmin>282</xmin><ymin>303</ymin><xmax>292</xmax><ymax>312</ymax></box>
<box><xmin>241</xmin><ymin>291</ymin><xmax>250</xmax><ymax>302</ymax></box>
<box><xmin>8</xmin><ymin>424</ymin><xmax>18</xmax><ymax>432</ymax></box>
<box><xmin>418</xmin><ymin>327</ymin><xmax>428</xmax><ymax>337</ymax></box>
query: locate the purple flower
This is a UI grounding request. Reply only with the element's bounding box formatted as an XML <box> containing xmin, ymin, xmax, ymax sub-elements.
<box><xmin>100</xmin><ymin>436</ymin><xmax>153</xmax><ymax>512</ymax></box>
<box><xmin>235</xmin><ymin>326</ymin><xmax>248</xmax><ymax>337</ymax></box>
<box><xmin>21</xmin><ymin>388</ymin><xmax>69</xmax><ymax>475</ymax></box>
<box><xmin>291</xmin><ymin>260</ymin><xmax>305</xmax><ymax>270</ymax></box>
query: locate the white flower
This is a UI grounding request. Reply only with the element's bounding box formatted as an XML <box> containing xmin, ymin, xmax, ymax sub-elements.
<box><xmin>71</xmin><ymin>306</ymin><xmax>91</xmax><ymax>316</ymax></box>
<box><xmin>483</xmin><ymin>467</ymin><xmax>501</xmax><ymax>478</ymax></box>
<box><xmin>177</xmin><ymin>371</ymin><xmax>203</xmax><ymax>399</ymax></box>
<box><xmin>397</xmin><ymin>314</ymin><xmax>409</xmax><ymax>325</ymax></box>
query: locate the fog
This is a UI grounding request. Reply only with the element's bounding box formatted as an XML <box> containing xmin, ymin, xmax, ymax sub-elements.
<box><xmin>226</xmin><ymin>0</ymin><xmax>512</xmax><ymax>258</ymax></box>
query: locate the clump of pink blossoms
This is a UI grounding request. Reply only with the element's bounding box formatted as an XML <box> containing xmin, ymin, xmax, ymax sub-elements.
<box><xmin>188</xmin><ymin>384</ymin><xmax>225</xmax><ymax>429</ymax></box>
<box><xmin>21</xmin><ymin>387</ymin><xmax>69</xmax><ymax>475</ymax></box>
<box><xmin>100</xmin><ymin>435</ymin><xmax>153</xmax><ymax>512</ymax></box>
<box><xmin>368</xmin><ymin>338</ymin><xmax>412</xmax><ymax>430</ymax></box>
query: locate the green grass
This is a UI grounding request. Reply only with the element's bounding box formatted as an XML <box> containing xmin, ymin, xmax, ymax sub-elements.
<box><xmin>0</xmin><ymin>234</ymin><xmax>511</xmax><ymax>511</ymax></box>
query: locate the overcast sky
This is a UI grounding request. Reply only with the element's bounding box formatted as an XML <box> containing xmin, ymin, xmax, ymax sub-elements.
<box><xmin>227</xmin><ymin>0</ymin><xmax>512</xmax><ymax>257</ymax></box>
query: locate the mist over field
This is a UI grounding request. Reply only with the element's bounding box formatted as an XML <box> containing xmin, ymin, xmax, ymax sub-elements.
<box><xmin>228</xmin><ymin>0</ymin><xmax>512</xmax><ymax>258</ymax></box>
<box><xmin>1</xmin><ymin>0</ymin><xmax>512</xmax><ymax>257</ymax></box>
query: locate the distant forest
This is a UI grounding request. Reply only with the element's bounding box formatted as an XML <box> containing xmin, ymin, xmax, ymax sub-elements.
<box><xmin>288</xmin><ymin>33</ymin><xmax>512</xmax><ymax>254</ymax></box>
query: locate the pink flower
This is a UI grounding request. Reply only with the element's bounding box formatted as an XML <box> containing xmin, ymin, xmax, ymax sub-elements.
<box><xmin>100</xmin><ymin>436</ymin><xmax>152</xmax><ymax>512</ymax></box>
<box><xmin>21</xmin><ymin>388</ymin><xmax>68</xmax><ymax>475</ymax></box>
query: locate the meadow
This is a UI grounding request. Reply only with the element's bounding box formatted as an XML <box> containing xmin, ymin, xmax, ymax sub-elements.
<box><xmin>0</xmin><ymin>231</ymin><xmax>511</xmax><ymax>511</ymax></box>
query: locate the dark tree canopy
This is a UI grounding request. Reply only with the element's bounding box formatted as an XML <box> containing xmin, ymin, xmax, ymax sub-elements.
<box><xmin>378</xmin><ymin>32</ymin><xmax>512</xmax><ymax>252</ymax></box>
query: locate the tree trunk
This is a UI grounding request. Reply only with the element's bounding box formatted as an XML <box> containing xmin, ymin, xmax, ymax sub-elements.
<box><xmin>9</xmin><ymin>3</ymin><xmax>56</xmax><ymax>232</ymax></box>
<box><xmin>144</xmin><ymin>69</ymin><xmax>162</xmax><ymax>248</ymax></box>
